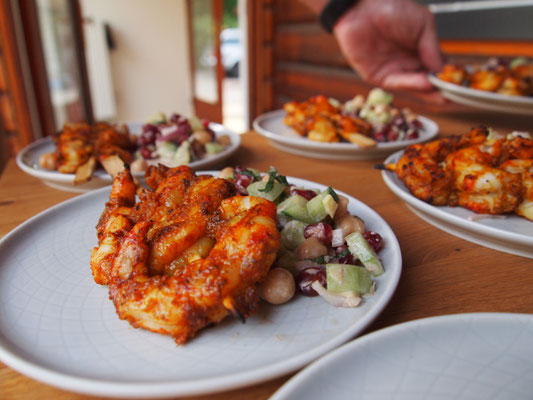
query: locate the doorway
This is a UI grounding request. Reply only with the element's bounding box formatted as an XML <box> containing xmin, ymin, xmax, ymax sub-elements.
<box><xmin>188</xmin><ymin>0</ymin><xmax>247</xmax><ymax>133</ymax></box>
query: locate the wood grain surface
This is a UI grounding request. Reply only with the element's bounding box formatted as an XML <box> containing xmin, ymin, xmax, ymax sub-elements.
<box><xmin>1</xmin><ymin>108</ymin><xmax>532</xmax><ymax>400</ymax></box>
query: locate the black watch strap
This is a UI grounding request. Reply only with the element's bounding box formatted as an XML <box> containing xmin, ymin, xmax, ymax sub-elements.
<box><xmin>319</xmin><ymin>0</ymin><xmax>358</xmax><ymax>33</ymax></box>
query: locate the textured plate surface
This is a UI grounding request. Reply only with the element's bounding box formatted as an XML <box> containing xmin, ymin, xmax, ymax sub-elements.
<box><xmin>271</xmin><ymin>313</ymin><xmax>533</xmax><ymax>400</ymax></box>
<box><xmin>0</xmin><ymin>175</ymin><xmax>401</xmax><ymax>398</ymax></box>
<box><xmin>253</xmin><ymin>109</ymin><xmax>438</xmax><ymax>160</ymax></box>
<box><xmin>382</xmin><ymin>151</ymin><xmax>533</xmax><ymax>259</ymax></box>
<box><xmin>429</xmin><ymin>74</ymin><xmax>533</xmax><ymax>115</ymax></box>
<box><xmin>15</xmin><ymin>123</ymin><xmax>241</xmax><ymax>193</ymax></box>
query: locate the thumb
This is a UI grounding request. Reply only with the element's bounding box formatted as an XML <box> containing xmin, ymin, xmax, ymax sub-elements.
<box><xmin>382</xmin><ymin>71</ymin><xmax>434</xmax><ymax>91</ymax></box>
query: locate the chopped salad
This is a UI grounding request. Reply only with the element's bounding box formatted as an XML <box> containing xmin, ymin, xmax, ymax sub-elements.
<box><xmin>219</xmin><ymin>166</ymin><xmax>386</xmax><ymax>308</ymax></box>
<box><xmin>283</xmin><ymin>89</ymin><xmax>422</xmax><ymax>146</ymax></box>
<box><xmin>135</xmin><ymin>112</ymin><xmax>231</xmax><ymax>169</ymax></box>
<box><xmin>342</xmin><ymin>88</ymin><xmax>422</xmax><ymax>143</ymax></box>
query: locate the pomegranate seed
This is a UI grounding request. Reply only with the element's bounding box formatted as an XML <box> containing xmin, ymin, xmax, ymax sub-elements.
<box><xmin>234</xmin><ymin>173</ymin><xmax>253</xmax><ymax>195</ymax></box>
<box><xmin>140</xmin><ymin>147</ymin><xmax>153</xmax><ymax>159</ymax></box>
<box><xmin>373</xmin><ymin>132</ymin><xmax>386</xmax><ymax>142</ymax></box>
<box><xmin>406</xmin><ymin>130</ymin><xmax>418</xmax><ymax>140</ymax></box>
<box><xmin>338</xmin><ymin>254</ymin><xmax>356</xmax><ymax>265</ymax></box>
<box><xmin>387</xmin><ymin>130</ymin><xmax>399</xmax><ymax>141</ymax></box>
<box><xmin>295</xmin><ymin>267</ymin><xmax>326</xmax><ymax>297</ymax></box>
<box><xmin>290</xmin><ymin>186</ymin><xmax>317</xmax><ymax>200</ymax></box>
<box><xmin>304</xmin><ymin>222</ymin><xmax>333</xmax><ymax>245</ymax></box>
<box><xmin>363</xmin><ymin>231</ymin><xmax>383</xmax><ymax>252</ymax></box>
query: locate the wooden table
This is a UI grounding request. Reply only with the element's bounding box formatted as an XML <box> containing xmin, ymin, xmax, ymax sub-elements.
<box><xmin>1</xmin><ymin>109</ymin><xmax>532</xmax><ymax>400</ymax></box>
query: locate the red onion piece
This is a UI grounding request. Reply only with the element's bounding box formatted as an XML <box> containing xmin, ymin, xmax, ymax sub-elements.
<box><xmin>311</xmin><ymin>281</ymin><xmax>361</xmax><ymax>308</ymax></box>
<box><xmin>331</xmin><ymin>228</ymin><xmax>345</xmax><ymax>248</ymax></box>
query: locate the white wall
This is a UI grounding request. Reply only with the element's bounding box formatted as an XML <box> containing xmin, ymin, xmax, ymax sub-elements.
<box><xmin>80</xmin><ymin>0</ymin><xmax>192</xmax><ymax>122</ymax></box>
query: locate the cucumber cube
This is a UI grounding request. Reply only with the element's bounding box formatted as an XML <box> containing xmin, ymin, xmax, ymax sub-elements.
<box><xmin>157</xmin><ymin>141</ymin><xmax>177</xmax><ymax>160</ymax></box>
<box><xmin>307</xmin><ymin>187</ymin><xmax>339</xmax><ymax>223</ymax></box>
<box><xmin>205</xmin><ymin>142</ymin><xmax>224</xmax><ymax>154</ymax></box>
<box><xmin>147</xmin><ymin>111</ymin><xmax>167</xmax><ymax>124</ymax></box>
<box><xmin>322</xmin><ymin>194</ymin><xmax>338</xmax><ymax>218</ymax></box>
<box><xmin>277</xmin><ymin>195</ymin><xmax>315</xmax><ymax>224</ymax></box>
<box><xmin>173</xmin><ymin>141</ymin><xmax>191</xmax><ymax>164</ymax></box>
<box><xmin>345</xmin><ymin>232</ymin><xmax>384</xmax><ymax>276</ymax></box>
<box><xmin>188</xmin><ymin>116</ymin><xmax>204</xmax><ymax>131</ymax></box>
<box><xmin>326</xmin><ymin>263</ymin><xmax>373</xmax><ymax>295</ymax></box>
<box><xmin>247</xmin><ymin>180</ymin><xmax>285</xmax><ymax>202</ymax></box>
<box><xmin>281</xmin><ymin>220</ymin><xmax>307</xmax><ymax>250</ymax></box>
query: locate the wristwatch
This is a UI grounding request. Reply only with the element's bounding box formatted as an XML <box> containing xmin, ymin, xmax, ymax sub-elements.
<box><xmin>319</xmin><ymin>0</ymin><xmax>359</xmax><ymax>33</ymax></box>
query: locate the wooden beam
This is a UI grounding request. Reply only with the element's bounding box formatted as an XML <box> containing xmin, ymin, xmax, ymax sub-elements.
<box><xmin>441</xmin><ymin>40</ymin><xmax>533</xmax><ymax>57</ymax></box>
<box><xmin>0</xmin><ymin>0</ymin><xmax>36</xmax><ymax>152</ymax></box>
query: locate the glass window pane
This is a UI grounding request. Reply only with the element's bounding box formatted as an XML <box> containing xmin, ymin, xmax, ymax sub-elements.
<box><xmin>37</xmin><ymin>0</ymin><xmax>85</xmax><ymax>128</ymax></box>
<box><xmin>192</xmin><ymin>0</ymin><xmax>219</xmax><ymax>104</ymax></box>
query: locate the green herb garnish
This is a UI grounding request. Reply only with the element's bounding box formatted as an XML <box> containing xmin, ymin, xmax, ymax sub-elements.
<box><xmin>327</xmin><ymin>187</ymin><xmax>339</xmax><ymax>202</ymax></box>
<box><xmin>238</xmin><ymin>169</ymin><xmax>261</xmax><ymax>181</ymax></box>
<box><xmin>259</xmin><ymin>167</ymin><xmax>288</xmax><ymax>193</ymax></box>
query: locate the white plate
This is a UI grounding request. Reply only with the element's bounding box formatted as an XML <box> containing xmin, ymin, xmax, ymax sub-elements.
<box><xmin>15</xmin><ymin>123</ymin><xmax>241</xmax><ymax>193</ymax></box>
<box><xmin>271</xmin><ymin>313</ymin><xmax>533</xmax><ymax>400</ymax></box>
<box><xmin>382</xmin><ymin>151</ymin><xmax>533</xmax><ymax>259</ymax></box>
<box><xmin>252</xmin><ymin>109</ymin><xmax>439</xmax><ymax>160</ymax></box>
<box><xmin>0</xmin><ymin>175</ymin><xmax>401</xmax><ymax>398</ymax></box>
<box><xmin>429</xmin><ymin>74</ymin><xmax>533</xmax><ymax>115</ymax></box>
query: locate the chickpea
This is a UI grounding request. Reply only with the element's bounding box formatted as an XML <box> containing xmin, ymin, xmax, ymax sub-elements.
<box><xmin>352</xmin><ymin>95</ymin><xmax>365</xmax><ymax>109</ymax></box>
<box><xmin>130</xmin><ymin>157</ymin><xmax>147</xmax><ymax>173</ymax></box>
<box><xmin>259</xmin><ymin>268</ymin><xmax>295</xmax><ymax>305</ymax></box>
<box><xmin>217</xmin><ymin>134</ymin><xmax>231</xmax><ymax>146</ymax></box>
<box><xmin>297</xmin><ymin>236</ymin><xmax>328</xmax><ymax>260</ymax></box>
<box><xmin>38</xmin><ymin>152</ymin><xmax>57</xmax><ymax>170</ymax></box>
<box><xmin>218</xmin><ymin>166</ymin><xmax>234</xmax><ymax>180</ymax></box>
<box><xmin>333</xmin><ymin>195</ymin><xmax>350</xmax><ymax>221</ymax></box>
<box><xmin>336</xmin><ymin>215</ymin><xmax>365</xmax><ymax>236</ymax></box>
<box><xmin>191</xmin><ymin>130</ymin><xmax>212</xmax><ymax>145</ymax></box>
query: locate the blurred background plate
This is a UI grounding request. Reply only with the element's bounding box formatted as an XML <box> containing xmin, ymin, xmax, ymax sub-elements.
<box><xmin>15</xmin><ymin>123</ymin><xmax>241</xmax><ymax>193</ymax></box>
<box><xmin>429</xmin><ymin>74</ymin><xmax>533</xmax><ymax>115</ymax></box>
<box><xmin>253</xmin><ymin>110</ymin><xmax>438</xmax><ymax>160</ymax></box>
<box><xmin>271</xmin><ymin>313</ymin><xmax>533</xmax><ymax>400</ymax></box>
<box><xmin>382</xmin><ymin>150</ymin><xmax>533</xmax><ymax>259</ymax></box>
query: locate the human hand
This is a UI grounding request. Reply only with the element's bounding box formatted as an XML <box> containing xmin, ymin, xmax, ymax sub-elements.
<box><xmin>333</xmin><ymin>0</ymin><xmax>444</xmax><ymax>100</ymax></box>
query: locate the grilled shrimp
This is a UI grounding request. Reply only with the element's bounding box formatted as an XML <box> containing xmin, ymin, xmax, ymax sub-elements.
<box><xmin>40</xmin><ymin>122</ymin><xmax>136</xmax><ymax>176</ymax></box>
<box><xmin>438</xmin><ymin>61</ymin><xmax>533</xmax><ymax>96</ymax></box>
<box><xmin>386</xmin><ymin>127</ymin><xmax>533</xmax><ymax>220</ymax></box>
<box><xmin>386</xmin><ymin>136</ymin><xmax>459</xmax><ymax>205</ymax></box>
<box><xmin>283</xmin><ymin>95</ymin><xmax>373</xmax><ymax>144</ymax></box>
<box><xmin>444</xmin><ymin>139</ymin><xmax>521</xmax><ymax>214</ymax></box>
<box><xmin>500</xmin><ymin>159</ymin><xmax>533</xmax><ymax>220</ymax></box>
<box><xmin>90</xmin><ymin>164</ymin><xmax>281</xmax><ymax>344</ymax></box>
<box><xmin>90</xmin><ymin>169</ymin><xmax>136</xmax><ymax>285</ymax></box>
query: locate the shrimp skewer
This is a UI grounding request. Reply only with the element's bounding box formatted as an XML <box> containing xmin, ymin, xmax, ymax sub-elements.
<box><xmin>108</xmin><ymin>195</ymin><xmax>279</xmax><ymax>344</ymax></box>
<box><xmin>90</xmin><ymin>164</ymin><xmax>281</xmax><ymax>344</ymax></box>
<box><xmin>385</xmin><ymin>128</ymin><xmax>533</xmax><ymax>220</ymax></box>
<box><xmin>90</xmin><ymin>169</ymin><xmax>136</xmax><ymax>285</ymax></box>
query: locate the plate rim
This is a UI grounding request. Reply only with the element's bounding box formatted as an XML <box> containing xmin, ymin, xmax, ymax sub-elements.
<box><xmin>381</xmin><ymin>150</ymin><xmax>533</xmax><ymax>248</ymax></box>
<box><xmin>252</xmin><ymin>109</ymin><xmax>439</xmax><ymax>152</ymax></box>
<box><xmin>428</xmin><ymin>74</ymin><xmax>533</xmax><ymax>106</ymax></box>
<box><xmin>0</xmin><ymin>174</ymin><xmax>402</xmax><ymax>398</ymax></box>
<box><xmin>15</xmin><ymin>122</ymin><xmax>242</xmax><ymax>186</ymax></box>
<box><xmin>269</xmin><ymin>312</ymin><xmax>533</xmax><ymax>400</ymax></box>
